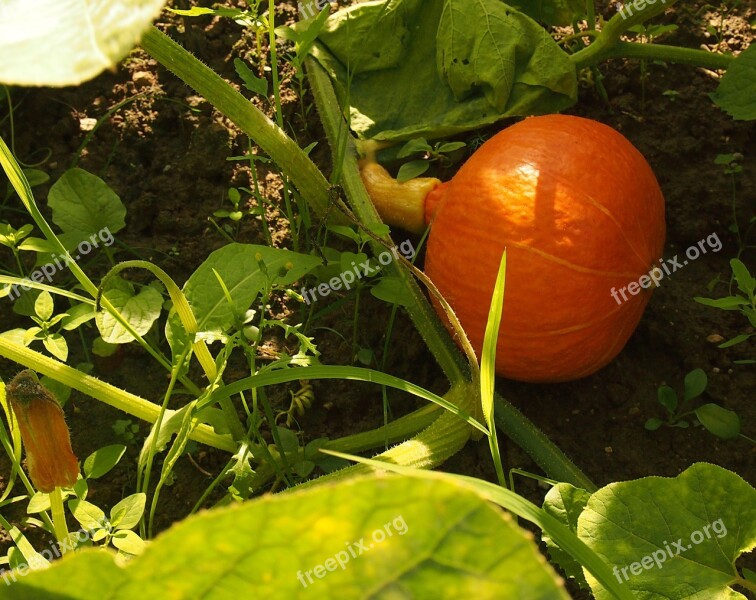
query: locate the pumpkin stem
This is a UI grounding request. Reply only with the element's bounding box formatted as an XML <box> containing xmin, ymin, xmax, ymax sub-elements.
<box><xmin>358</xmin><ymin>158</ymin><xmax>441</xmax><ymax>235</ymax></box>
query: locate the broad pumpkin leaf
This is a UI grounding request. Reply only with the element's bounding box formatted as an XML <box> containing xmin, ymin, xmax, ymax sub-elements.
<box><xmin>47</xmin><ymin>169</ymin><xmax>126</xmax><ymax>244</ymax></box>
<box><xmin>95</xmin><ymin>277</ymin><xmax>163</xmax><ymax>344</ymax></box>
<box><xmin>165</xmin><ymin>243</ymin><xmax>322</xmax><ymax>358</ymax></box>
<box><xmin>308</xmin><ymin>0</ymin><xmax>576</xmax><ymax>141</ymax></box>
<box><xmin>0</xmin><ymin>0</ymin><xmax>167</xmax><ymax>86</ymax></box>
<box><xmin>542</xmin><ymin>482</ymin><xmax>591</xmax><ymax>589</ymax></box>
<box><xmin>711</xmin><ymin>44</ymin><xmax>756</xmax><ymax>121</ymax></box>
<box><xmin>579</xmin><ymin>463</ymin><xmax>756</xmax><ymax>599</ymax></box>
<box><xmin>0</xmin><ymin>475</ymin><xmax>569</xmax><ymax>598</ymax></box>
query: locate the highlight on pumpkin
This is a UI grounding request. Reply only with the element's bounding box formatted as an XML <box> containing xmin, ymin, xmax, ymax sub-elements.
<box><xmin>6</xmin><ymin>369</ymin><xmax>79</xmax><ymax>493</ymax></box>
<box><xmin>360</xmin><ymin>114</ymin><xmax>666</xmax><ymax>383</ymax></box>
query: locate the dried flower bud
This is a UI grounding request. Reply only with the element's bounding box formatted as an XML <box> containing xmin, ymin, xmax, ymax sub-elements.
<box><xmin>6</xmin><ymin>370</ymin><xmax>79</xmax><ymax>492</ymax></box>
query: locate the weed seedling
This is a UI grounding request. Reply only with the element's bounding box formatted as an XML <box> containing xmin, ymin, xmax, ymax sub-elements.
<box><xmin>646</xmin><ymin>368</ymin><xmax>754</xmax><ymax>443</ymax></box>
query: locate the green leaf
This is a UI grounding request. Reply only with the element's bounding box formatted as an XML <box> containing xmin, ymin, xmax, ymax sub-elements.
<box><xmin>644</xmin><ymin>417</ymin><xmax>663</xmax><ymax>431</ymax></box>
<box><xmin>312</xmin><ymin>0</ymin><xmax>576</xmax><ymax>140</ymax></box>
<box><xmin>397</xmin><ymin>137</ymin><xmax>431</xmax><ymax>158</ymax></box>
<box><xmin>27</xmin><ymin>492</ymin><xmax>51</xmax><ymax>514</ymax></box>
<box><xmin>542</xmin><ymin>483</ymin><xmax>591</xmax><ymax>589</ymax></box>
<box><xmin>84</xmin><ymin>445</ymin><xmax>127</xmax><ymax>479</ymax></box>
<box><xmin>719</xmin><ymin>333</ymin><xmax>752</xmax><ymax>348</ymax></box>
<box><xmin>166</xmin><ymin>244</ymin><xmax>322</xmax><ymax>358</ymax></box>
<box><xmin>657</xmin><ymin>385</ymin><xmax>677</xmax><ymax>413</ymax></box>
<box><xmin>325</xmin><ymin>224</ymin><xmax>361</xmax><ymax>244</ymax></box>
<box><xmin>711</xmin><ymin>44</ymin><xmax>756</xmax><ymax>120</ymax></box>
<box><xmin>47</xmin><ymin>169</ymin><xmax>126</xmax><ymax>243</ymax></box>
<box><xmin>34</xmin><ymin>291</ymin><xmax>54</xmax><ymax>321</ymax></box>
<box><xmin>110</xmin><ymin>493</ymin><xmax>146</xmax><ymax>531</ymax></box>
<box><xmin>42</xmin><ymin>333</ymin><xmax>68</xmax><ymax>362</ymax></box>
<box><xmin>436</xmin><ymin>141</ymin><xmax>466</xmax><ymax>153</ymax></box>
<box><xmin>95</xmin><ymin>277</ymin><xmax>163</xmax><ymax>344</ymax></box>
<box><xmin>68</xmin><ymin>499</ymin><xmax>107</xmax><ymax>532</ymax></box>
<box><xmin>0</xmin><ymin>0</ymin><xmax>168</xmax><ymax>86</ymax></box>
<box><xmin>370</xmin><ymin>276</ymin><xmax>414</xmax><ymax>306</ymax></box>
<box><xmin>695</xmin><ymin>404</ymin><xmax>741</xmax><ymax>440</ymax></box>
<box><xmin>272</xmin><ymin>426</ymin><xmax>300</xmax><ymax>454</ymax></box>
<box><xmin>396</xmin><ymin>160</ymin><xmax>430</xmax><ymax>182</ymax></box>
<box><xmin>60</xmin><ymin>303</ymin><xmax>95</xmax><ymax>331</ymax></box>
<box><xmin>683</xmin><ymin>368</ymin><xmax>707</xmax><ymax>401</ymax></box>
<box><xmin>579</xmin><ymin>463</ymin><xmax>756</xmax><ymax>599</ymax></box>
<box><xmin>92</xmin><ymin>336</ymin><xmax>119</xmax><ymax>357</ymax></box>
<box><xmin>17</xmin><ymin>237</ymin><xmax>55</xmax><ymax>253</ymax></box>
<box><xmin>694</xmin><ymin>295</ymin><xmax>748</xmax><ymax>309</ymax></box>
<box><xmin>112</xmin><ymin>530</ymin><xmax>146</xmax><ymax>555</ymax></box>
<box><xmin>730</xmin><ymin>258</ymin><xmax>755</xmax><ymax>297</ymax></box>
<box><xmin>233</xmin><ymin>58</ymin><xmax>268</xmax><ymax>97</ymax></box>
<box><xmin>22</xmin><ymin>168</ymin><xmax>49</xmax><ymax>188</ymax></box>
<box><xmin>0</xmin><ymin>475</ymin><xmax>570</xmax><ymax>598</ymax></box>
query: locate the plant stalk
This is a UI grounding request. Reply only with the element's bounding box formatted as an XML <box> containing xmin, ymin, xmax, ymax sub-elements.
<box><xmin>49</xmin><ymin>487</ymin><xmax>69</xmax><ymax>554</ymax></box>
<box><xmin>140</xmin><ymin>27</ymin><xmax>336</xmax><ymax>221</ymax></box>
<box><xmin>571</xmin><ymin>0</ymin><xmax>733</xmax><ymax>72</ymax></box>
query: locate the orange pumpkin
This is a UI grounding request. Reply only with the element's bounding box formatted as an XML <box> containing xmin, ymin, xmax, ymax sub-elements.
<box><xmin>363</xmin><ymin>114</ymin><xmax>666</xmax><ymax>382</ymax></box>
<box><xmin>7</xmin><ymin>370</ymin><xmax>79</xmax><ymax>492</ymax></box>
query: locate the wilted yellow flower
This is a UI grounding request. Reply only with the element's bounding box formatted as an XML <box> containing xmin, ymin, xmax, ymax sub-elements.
<box><xmin>6</xmin><ymin>370</ymin><xmax>79</xmax><ymax>492</ymax></box>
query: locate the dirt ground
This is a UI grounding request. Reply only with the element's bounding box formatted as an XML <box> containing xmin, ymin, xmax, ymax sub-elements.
<box><xmin>0</xmin><ymin>0</ymin><xmax>753</xmax><ymax>595</ymax></box>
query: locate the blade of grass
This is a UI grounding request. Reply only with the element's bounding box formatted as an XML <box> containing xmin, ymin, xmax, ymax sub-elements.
<box><xmin>480</xmin><ymin>250</ymin><xmax>507</xmax><ymax>488</ymax></box>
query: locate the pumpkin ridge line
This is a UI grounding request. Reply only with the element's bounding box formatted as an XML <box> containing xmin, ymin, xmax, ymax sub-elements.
<box><xmin>504</xmin><ymin>241</ymin><xmax>648</xmax><ymax>279</ymax></box>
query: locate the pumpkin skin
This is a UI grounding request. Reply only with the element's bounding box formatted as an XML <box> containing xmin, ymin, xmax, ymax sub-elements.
<box><xmin>425</xmin><ymin>115</ymin><xmax>665</xmax><ymax>382</ymax></box>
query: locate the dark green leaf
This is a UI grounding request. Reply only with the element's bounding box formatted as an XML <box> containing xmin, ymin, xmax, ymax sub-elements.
<box><xmin>84</xmin><ymin>445</ymin><xmax>127</xmax><ymax>479</ymax></box>
<box><xmin>233</xmin><ymin>58</ymin><xmax>268</xmax><ymax>97</ymax></box>
<box><xmin>695</xmin><ymin>404</ymin><xmax>740</xmax><ymax>440</ymax></box>
<box><xmin>396</xmin><ymin>160</ymin><xmax>429</xmax><ymax>182</ymax></box>
<box><xmin>397</xmin><ymin>137</ymin><xmax>432</xmax><ymax>158</ymax></box>
<box><xmin>718</xmin><ymin>333</ymin><xmax>752</xmax><ymax>348</ymax></box>
<box><xmin>683</xmin><ymin>368</ymin><xmax>707</xmax><ymax>402</ymax></box>
<box><xmin>711</xmin><ymin>44</ymin><xmax>756</xmax><ymax>120</ymax></box>
<box><xmin>694</xmin><ymin>295</ymin><xmax>747</xmax><ymax>309</ymax></box>
<box><xmin>730</xmin><ymin>258</ymin><xmax>755</xmax><ymax>297</ymax></box>
<box><xmin>542</xmin><ymin>483</ymin><xmax>591</xmax><ymax>588</ymax></box>
<box><xmin>312</xmin><ymin>0</ymin><xmax>576</xmax><ymax>140</ymax></box>
<box><xmin>657</xmin><ymin>385</ymin><xmax>677</xmax><ymax>412</ymax></box>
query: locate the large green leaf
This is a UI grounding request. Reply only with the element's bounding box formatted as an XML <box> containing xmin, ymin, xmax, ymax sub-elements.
<box><xmin>0</xmin><ymin>0</ymin><xmax>167</xmax><ymax>86</ymax></box>
<box><xmin>95</xmin><ymin>278</ymin><xmax>163</xmax><ymax>344</ymax></box>
<box><xmin>166</xmin><ymin>244</ymin><xmax>322</xmax><ymax>357</ymax></box>
<box><xmin>309</xmin><ymin>0</ymin><xmax>576</xmax><ymax>140</ymax></box>
<box><xmin>579</xmin><ymin>463</ymin><xmax>756</xmax><ymax>599</ymax></box>
<box><xmin>711</xmin><ymin>44</ymin><xmax>756</xmax><ymax>121</ymax></box>
<box><xmin>47</xmin><ymin>169</ymin><xmax>126</xmax><ymax>243</ymax></box>
<box><xmin>0</xmin><ymin>475</ymin><xmax>569</xmax><ymax>598</ymax></box>
<box><xmin>542</xmin><ymin>482</ymin><xmax>591</xmax><ymax>589</ymax></box>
